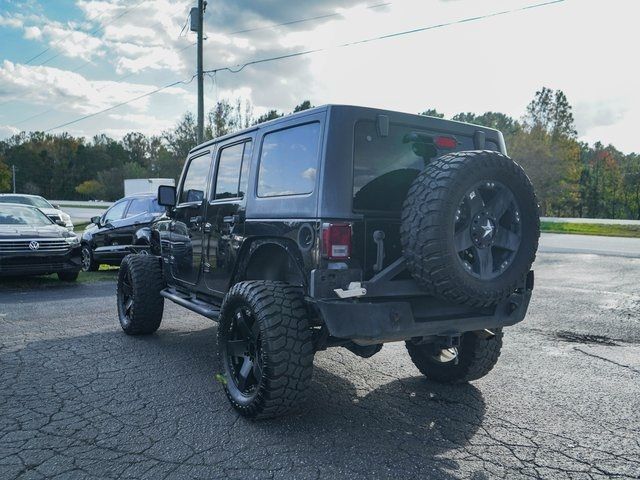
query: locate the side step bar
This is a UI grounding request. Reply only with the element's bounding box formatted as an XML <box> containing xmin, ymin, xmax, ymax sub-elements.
<box><xmin>160</xmin><ymin>288</ymin><xmax>220</xmax><ymax>319</ymax></box>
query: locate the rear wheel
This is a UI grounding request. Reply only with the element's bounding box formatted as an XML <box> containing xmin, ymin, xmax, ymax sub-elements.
<box><xmin>81</xmin><ymin>244</ymin><xmax>99</xmax><ymax>272</ymax></box>
<box><xmin>406</xmin><ymin>329</ymin><xmax>503</xmax><ymax>383</ymax></box>
<box><xmin>218</xmin><ymin>281</ymin><xmax>314</xmax><ymax>419</ymax></box>
<box><xmin>117</xmin><ymin>254</ymin><xmax>164</xmax><ymax>335</ymax></box>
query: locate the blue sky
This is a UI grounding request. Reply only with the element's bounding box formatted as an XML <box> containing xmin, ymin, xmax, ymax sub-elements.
<box><xmin>0</xmin><ymin>0</ymin><xmax>638</xmax><ymax>153</ymax></box>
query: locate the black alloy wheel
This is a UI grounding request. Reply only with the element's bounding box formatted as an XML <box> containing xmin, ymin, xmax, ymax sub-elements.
<box><xmin>224</xmin><ymin>306</ymin><xmax>264</xmax><ymax>398</ymax></box>
<box><xmin>454</xmin><ymin>181</ymin><xmax>522</xmax><ymax>280</ymax></box>
<box><xmin>116</xmin><ymin>254</ymin><xmax>164</xmax><ymax>335</ymax></box>
<box><xmin>118</xmin><ymin>266</ymin><xmax>135</xmax><ymax>330</ymax></box>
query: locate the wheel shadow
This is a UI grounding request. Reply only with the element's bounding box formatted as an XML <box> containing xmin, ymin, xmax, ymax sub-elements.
<box><xmin>0</xmin><ymin>323</ymin><xmax>487</xmax><ymax>479</ymax></box>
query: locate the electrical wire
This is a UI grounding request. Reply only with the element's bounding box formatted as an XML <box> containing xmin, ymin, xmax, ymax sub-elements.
<box><xmin>227</xmin><ymin>1</ymin><xmax>392</xmax><ymax>36</ymax></box>
<box><xmin>206</xmin><ymin>0</ymin><xmax>565</xmax><ymax>75</ymax></box>
<box><xmin>43</xmin><ymin>75</ymin><xmax>197</xmax><ymax>133</ymax></box>
<box><xmin>23</xmin><ymin>0</ymin><xmax>146</xmax><ymax>67</ymax></box>
<box><xmin>39</xmin><ymin>0</ymin><xmax>565</xmax><ymax>133</ymax></box>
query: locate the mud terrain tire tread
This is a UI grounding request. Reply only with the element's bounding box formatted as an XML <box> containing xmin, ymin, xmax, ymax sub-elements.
<box><xmin>401</xmin><ymin>150</ymin><xmax>539</xmax><ymax>307</ymax></box>
<box><xmin>406</xmin><ymin>328</ymin><xmax>504</xmax><ymax>383</ymax></box>
<box><xmin>117</xmin><ymin>254</ymin><xmax>164</xmax><ymax>335</ymax></box>
<box><xmin>218</xmin><ymin>281</ymin><xmax>314</xmax><ymax>420</ymax></box>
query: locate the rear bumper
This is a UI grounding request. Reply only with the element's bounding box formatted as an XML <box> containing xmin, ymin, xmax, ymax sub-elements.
<box><xmin>0</xmin><ymin>246</ymin><xmax>82</xmax><ymax>276</ymax></box>
<box><xmin>313</xmin><ymin>277</ymin><xmax>533</xmax><ymax>345</ymax></box>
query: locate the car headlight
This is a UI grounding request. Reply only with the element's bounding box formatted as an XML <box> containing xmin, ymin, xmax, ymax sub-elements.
<box><xmin>65</xmin><ymin>235</ymin><xmax>80</xmax><ymax>245</ymax></box>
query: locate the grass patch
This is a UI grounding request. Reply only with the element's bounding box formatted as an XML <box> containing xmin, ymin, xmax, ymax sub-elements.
<box><xmin>541</xmin><ymin>221</ymin><xmax>640</xmax><ymax>238</ymax></box>
<box><xmin>73</xmin><ymin>221</ymin><xmax>90</xmax><ymax>233</ymax></box>
<box><xmin>0</xmin><ymin>265</ymin><xmax>118</xmax><ymax>290</ymax></box>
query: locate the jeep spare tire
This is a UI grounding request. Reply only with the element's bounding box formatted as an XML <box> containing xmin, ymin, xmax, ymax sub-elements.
<box><xmin>401</xmin><ymin>150</ymin><xmax>539</xmax><ymax>307</ymax></box>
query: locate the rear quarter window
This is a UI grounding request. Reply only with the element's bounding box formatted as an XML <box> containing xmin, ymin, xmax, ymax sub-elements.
<box><xmin>257</xmin><ymin>122</ymin><xmax>321</xmax><ymax>197</ymax></box>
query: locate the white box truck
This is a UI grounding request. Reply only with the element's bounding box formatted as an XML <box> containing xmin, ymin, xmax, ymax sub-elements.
<box><xmin>124</xmin><ymin>178</ymin><xmax>175</xmax><ymax>197</ymax></box>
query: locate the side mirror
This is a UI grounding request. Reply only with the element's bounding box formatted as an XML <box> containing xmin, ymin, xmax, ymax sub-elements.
<box><xmin>158</xmin><ymin>185</ymin><xmax>176</xmax><ymax>207</ymax></box>
<box><xmin>90</xmin><ymin>215</ymin><xmax>101</xmax><ymax>226</ymax></box>
<box><xmin>52</xmin><ymin>204</ymin><xmax>60</xmax><ymax>209</ymax></box>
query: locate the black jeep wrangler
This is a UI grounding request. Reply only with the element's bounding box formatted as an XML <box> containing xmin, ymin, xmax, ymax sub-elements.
<box><xmin>116</xmin><ymin>105</ymin><xmax>539</xmax><ymax>419</ymax></box>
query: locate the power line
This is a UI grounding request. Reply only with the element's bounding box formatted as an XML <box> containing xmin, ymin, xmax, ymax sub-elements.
<box><xmin>227</xmin><ymin>1</ymin><xmax>392</xmax><ymax>36</ymax></box>
<box><xmin>23</xmin><ymin>0</ymin><xmax>146</xmax><ymax>67</ymax></box>
<box><xmin>40</xmin><ymin>0</ymin><xmax>565</xmax><ymax>133</ymax></box>
<box><xmin>206</xmin><ymin>0</ymin><xmax>565</xmax><ymax>75</ymax></box>
<box><xmin>43</xmin><ymin>75</ymin><xmax>197</xmax><ymax>133</ymax></box>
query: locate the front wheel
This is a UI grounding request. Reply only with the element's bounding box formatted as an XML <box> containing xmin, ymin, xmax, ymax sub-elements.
<box><xmin>117</xmin><ymin>254</ymin><xmax>165</xmax><ymax>335</ymax></box>
<box><xmin>406</xmin><ymin>328</ymin><xmax>503</xmax><ymax>383</ymax></box>
<box><xmin>218</xmin><ymin>281</ymin><xmax>314</xmax><ymax>419</ymax></box>
<box><xmin>81</xmin><ymin>244</ymin><xmax>99</xmax><ymax>272</ymax></box>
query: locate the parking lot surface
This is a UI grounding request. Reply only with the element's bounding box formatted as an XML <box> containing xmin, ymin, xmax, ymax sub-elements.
<box><xmin>1</xmin><ymin>252</ymin><xmax>639</xmax><ymax>479</ymax></box>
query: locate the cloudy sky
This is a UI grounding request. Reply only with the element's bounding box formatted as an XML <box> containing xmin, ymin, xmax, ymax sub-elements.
<box><xmin>0</xmin><ymin>0</ymin><xmax>637</xmax><ymax>152</ymax></box>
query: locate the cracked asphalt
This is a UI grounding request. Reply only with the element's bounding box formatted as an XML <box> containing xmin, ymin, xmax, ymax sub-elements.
<box><xmin>1</xmin><ymin>252</ymin><xmax>639</xmax><ymax>479</ymax></box>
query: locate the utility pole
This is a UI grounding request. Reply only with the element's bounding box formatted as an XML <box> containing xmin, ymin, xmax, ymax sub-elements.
<box><xmin>196</xmin><ymin>0</ymin><xmax>205</xmax><ymax>144</ymax></box>
<box><xmin>12</xmin><ymin>165</ymin><xmax>16</xmax><ymax>193</ymax></box>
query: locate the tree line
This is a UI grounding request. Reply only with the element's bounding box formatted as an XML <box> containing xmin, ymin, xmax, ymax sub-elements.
<box><xmin>0</xmin><ymin>92</ymin><xmax>638</xmax><ymax>219</ymax></box>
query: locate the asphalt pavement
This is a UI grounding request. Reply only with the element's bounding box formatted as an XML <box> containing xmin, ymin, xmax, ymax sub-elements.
<box><xmin>0</xmin><ymin>243</ymin><xmax>639</xmax><ymax>479</ymax></box>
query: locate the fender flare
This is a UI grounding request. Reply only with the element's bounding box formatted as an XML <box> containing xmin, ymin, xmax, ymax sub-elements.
<box><xmin>230</xmin><ymin>237</ymin><xmax>308</xmax><ymax>291</ymax></box>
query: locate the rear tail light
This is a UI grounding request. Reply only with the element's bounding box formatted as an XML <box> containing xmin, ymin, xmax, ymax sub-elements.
<box><xmin>434</xmin><ymin>136</ymin><xmax>457</xmax><ymax>149</ymax></box>
<box><xmin>322</xmin><ymin>223</ymin><xmax>352</xmax><ymax>259</ymax></box>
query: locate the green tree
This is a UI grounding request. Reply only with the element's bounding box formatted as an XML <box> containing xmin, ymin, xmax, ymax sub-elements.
<box><xmin>75</xmin><ymin>179</ymin><xmax>105</xmax><ymax>200</ymax></box>
<box><xmin>254</xmin><ymin>109</ymin><xmax>283</xmax><ymax>125</ymax></box>
<box><xmin>419</xmin><ymin>108</ymin><xmax>444</xmax><ymax>118</ymax></box>
<box><xmin>0</xmin><ymin>158</ymin><xmax>10</xmax><ymax>192</ymax></box>
<box><xmin>293</xmin><ymin>100</ymin><xmax>314</xmax><ymax>113</ymax></box>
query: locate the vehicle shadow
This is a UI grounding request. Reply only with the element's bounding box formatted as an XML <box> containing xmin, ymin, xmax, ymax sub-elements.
<box><xmin>0</xmin><ymin>323</ymin><xmax>487</xmax><ymax>479</ymax></box>
<box><xmin>0</xmin><ymin>270</ymin><xmax>117</xmax><ymax>295</ymax></box>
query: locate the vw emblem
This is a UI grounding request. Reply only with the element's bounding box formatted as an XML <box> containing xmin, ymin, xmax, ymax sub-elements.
<box><xmin>29</xmin><ymin>241</ymin><xmax>40</xmax><ymax>251</ymax></box>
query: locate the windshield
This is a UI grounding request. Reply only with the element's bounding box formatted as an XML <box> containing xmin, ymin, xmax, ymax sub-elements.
<box><xmin>0</xmin><ymin>205</ymin><xmax>54</xmax><ymax>226</ymax></box>
<box><xmin>0</xmin><ymin>195</ymin><xmax>53</xmax><ymax>209</ymax></box>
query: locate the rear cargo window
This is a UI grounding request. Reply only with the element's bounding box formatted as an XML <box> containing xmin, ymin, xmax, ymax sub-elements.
<box><xmin>258</xmin><ymin>122</ymin><xmax>320</xmax><ymax>197</ymax></box>
<box><xmin>353</xmin><ymin>120</ymin><xmax>472</xmax><ymax>212</ymax></box>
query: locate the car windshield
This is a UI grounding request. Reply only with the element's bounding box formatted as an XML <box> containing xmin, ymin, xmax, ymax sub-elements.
<box><xmin>0</xmin><ymin>195</ymin><xmax>53</xmax><ymax>209</ymax></box>
<box><xmin>0</xmin><ymin>205</ymin><xmax>54</xmax><ymax>226</ymax></box>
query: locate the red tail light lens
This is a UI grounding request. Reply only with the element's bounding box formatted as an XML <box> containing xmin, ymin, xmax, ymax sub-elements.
<box><xmin>322</xmin><ymin>223</ymin><xmax>352</xmax><ymax>259</ymax></box>
<box><xmin>435</xmin><ymin>136</ymin><xmax>457</xmax><ymax>149</ymax></box>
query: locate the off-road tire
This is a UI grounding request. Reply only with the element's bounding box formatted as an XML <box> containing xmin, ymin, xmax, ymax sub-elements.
<box><xmin>117</xmin><ymin>254</ymin><xmax>165</xmax><ymax>335</ymax></box>
<box><xmin>218</xmin><ymin>281</ymin><xmax>314</xmax><ymax>419</ymax></box>
<box><xmin>406</xmin><ymin>328</ymin><xmax>503</xmax><ymax>383</ymax></box>
<box><xmin>81</xmin><ymin>244</ymin><xmax>99</xmax><ymax>272</ymax></box>
<box><xmin>401</xmin><ymin>150</ymin><xmax>539</xmax><ymax>307</ymax></box>
<box><xmin>57</xmin><ymin>271</ymin><xmax>79</xmax><ymax>282</ymax></box>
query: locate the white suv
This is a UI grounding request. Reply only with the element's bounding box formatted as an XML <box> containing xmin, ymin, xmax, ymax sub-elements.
<box><xmin>0</xmin><ymin>194</ymin><xmax>74</xmax><ymax>230</ymax></box>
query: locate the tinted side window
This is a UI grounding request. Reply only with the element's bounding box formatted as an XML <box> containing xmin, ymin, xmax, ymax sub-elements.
<box><xmin>258</xmin><ymin>123</ymin><xmax>320</xmax><ymax>197</ymax></box>
<box><xmin>104</xmin><ymin>201</ymin><xmax>128</xmax><ymax>223</ymax></box>
<box><xmin>239</xmin><ymin>141</ymin><xmax>253</xmax><ymax>198</ymax></box>
<box><xmin>180</xmin><ymin>153</ymin><xmax>211</xmax><ymax>203</ymax></box>
<box><xmin>125</xmin><ymin>198</ymin><xmax>149</xmax><ymax>217</ymax></box>
<box><xmin>214</xmin><ymin>143</ymin><xmax>244</xmax><ymax>200</ymax></box>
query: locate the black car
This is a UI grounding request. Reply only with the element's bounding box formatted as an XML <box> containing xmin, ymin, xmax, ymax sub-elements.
<box><xmin>80</xmin><ymin>193</ymin><xmax>165</xmax><ymax>271</ymax></box>
<box><xmin>0</xmin><ymin>203</ymin><xmax>81</xmax><ymax>281</ymax></box>
<box><xmin>114</xmin><ymin>105</ymin><xmax>539</xmax><ymax>419</ymax></box>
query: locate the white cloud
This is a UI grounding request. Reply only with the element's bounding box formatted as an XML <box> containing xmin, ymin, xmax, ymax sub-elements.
<box><xmin>0</xmin><ymin>61</ymin><xmax>187</xmax><ymax>115</ymax></box>
<box><xmin>0</xmin><ymin>14</ymin><xmax>23</xmax><ymax>28</ymax></box>
<box><xmin>0</xmin><ymin>125</ymin><xmax>20</xmax><ymax>138</ymax></box>
<box><xmin>23</xmin><ymin>26</ymin><xmax>42</xmax><ymax>40</ymax></box>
